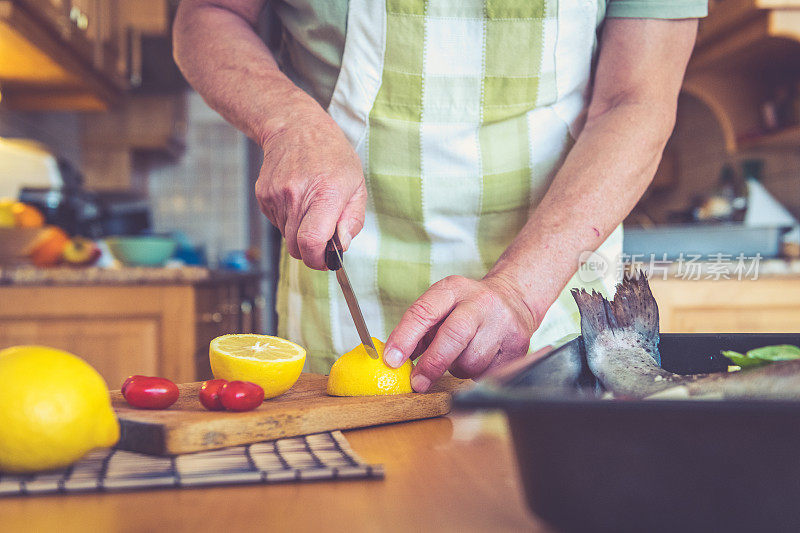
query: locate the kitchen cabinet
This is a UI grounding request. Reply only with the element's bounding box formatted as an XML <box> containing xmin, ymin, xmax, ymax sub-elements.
<box><xmin>0</xmin><ymin>0</ymin><xmax>169</xmax><ymax>110</ymax></box>
<box><xmin>650</xmin><ymin>276</ymin><xmax>800</xmax><ymax>333</ymax></box>
<box><xmin>0</xmin><ymin>272</ymin><xmax>263</xmax><ymax>387</ymax></box>
<box><xmin>80</xmin><ymin>90</ymin><xmax>189</xmax><ymax>190</ymax></box>
<box><xmin>683</xmin><ymin>0</ymin><xmax>800</xmax><ymax>152</ymax></box>
<box><xmin>82</xmin><ymin>93</ymin><xmax>188</xmax><ymax>158</ymax></box>
<box><xmin>0</xmin><ymin>0</ymin><xmax>119</xmax><ymax>110</ymax></box>
<box><xmin>193</xmin><ymin>274</ymin><xmax>264</xmax><ymax>380</ymax></box>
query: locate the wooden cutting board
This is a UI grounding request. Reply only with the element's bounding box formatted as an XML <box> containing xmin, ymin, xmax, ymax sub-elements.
<box><xmin>111</xmin><ymin>374</ymin><xmax>469</xmax><ymax>455</ymax></box>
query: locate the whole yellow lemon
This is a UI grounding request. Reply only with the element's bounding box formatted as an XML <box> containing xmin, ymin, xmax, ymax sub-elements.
<box><xmin>0</xmin><ymin>346</ymin><xmax>119</xmax><ymax>473</ymax></box>
<box><xmin>327</xmin><ymin>339</ymin><xmax>413</xmax><ymax>396</ymax></box>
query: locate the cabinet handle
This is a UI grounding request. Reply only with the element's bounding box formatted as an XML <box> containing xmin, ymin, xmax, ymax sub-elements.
<box><xmin>220</xmin><ymin>302</ymin><xmax>239</xmax><ymax>315</ymax></box>
<box><xmin>199</xmin><ymin>312</ymin><xmax>223</xmax><ymax>324</ymax></box>
<box><xmin>69</xmin><ymin>6</ymin><xmax>88</xmax><ymax>30</ymax></box>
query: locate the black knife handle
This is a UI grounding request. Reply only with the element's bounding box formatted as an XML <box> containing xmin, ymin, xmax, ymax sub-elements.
<box><xmin>325</xmin><ymin>234</ymin><xmax>343</xmax><ymax>271</ymax></box>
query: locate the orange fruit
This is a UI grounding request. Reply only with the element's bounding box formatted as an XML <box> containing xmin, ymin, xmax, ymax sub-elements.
<box><xmin>28</xmin><ymin>226</ymin><xmax>69</xmax><ymax>267</ymax></box>
<box><xmin>12</xmin><ymin>203</ymin><xmax>44</xmax><ymax>228</ymax></box>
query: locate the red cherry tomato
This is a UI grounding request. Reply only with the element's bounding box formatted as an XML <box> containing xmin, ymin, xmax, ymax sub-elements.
<box><xmin>199</xmin><ymin>379</ymin><xmax>228</xmax><ymax>411</ymax></box>
<box><xmin>122</xmin><ymin>376</ymin><xmax>179</xmax><ymax>409</ymax></box>
<box><xmin>219</xmin><ymin>381</ymin><xmax>264</xmax><ymax>412</ymax></box>
<box><xmin>121</xmin><ymin>374</ymin><xmax>147</xmax><ymax>396</ymax></box>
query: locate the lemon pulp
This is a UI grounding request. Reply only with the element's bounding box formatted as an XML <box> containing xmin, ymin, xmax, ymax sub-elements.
<box><xmin>209</xmin><ymin>334</ymin><xmax>306</xmax><ymax>399</ymax></box>
<box><xmin>327</xmin><ymin>339</ymin><xmax>413</xmax><ymax>396</ymax></box>
<box><xmin>0</xmin><ymin>345</ymin><xmax>119</xmax><ymax>473</ymax></box>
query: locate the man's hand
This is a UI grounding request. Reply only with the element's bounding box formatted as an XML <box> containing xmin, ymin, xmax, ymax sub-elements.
<box><xmin>383</xmin><ymin>274</ymin><xmax>538</xmax><ymax>392</ymax></box>
<box><xmin>173</xmin><ymin>0</ymin><xmax>366</xmax><ymax>269</ymax></box>
<box><xmin>255</xmin><ymin>107</ymin><xmax>367</xmax><ymax>270</ymax></box>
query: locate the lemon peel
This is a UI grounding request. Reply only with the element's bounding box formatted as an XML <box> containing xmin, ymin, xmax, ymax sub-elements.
<box><xmin>327</xmin><ymin>339</ymin><xmax>413</xmax><ymax>396</ymax></box>
<box><xmin>0</xmin><ymin>345</ymin><xmax>119</xmax><ymax>473</ymax></box>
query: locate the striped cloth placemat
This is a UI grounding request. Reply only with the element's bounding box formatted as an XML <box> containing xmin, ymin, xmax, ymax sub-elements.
<box><xmin>0</xmin><ymin>431</ymin><xmax>382</xmax><ymax>497</ymax></box>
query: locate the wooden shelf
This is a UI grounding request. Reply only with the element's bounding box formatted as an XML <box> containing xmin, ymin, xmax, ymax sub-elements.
<box><xmin>738</xmin><ymin>126</ymin><xmax>800</xmax><ymax>150</ymax></box>
<box><xmin>683</xmin><ymin>6</ymin><xmax>800</xmax><ymax>153</ymax></box>
<box><xmin>697</xmin><ymin>1</ymin><xmax>800</xmax><ymax>50</ymax></box>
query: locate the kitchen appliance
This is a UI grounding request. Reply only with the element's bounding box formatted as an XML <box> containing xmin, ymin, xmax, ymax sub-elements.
<box><xmin>455</xmin><ymin>333</ymin><xmax>800</xmax><ymax>533</ymax></box>
<box><xmin>113</xmin><ymin>374</ymin><xmax>466</xmax><ymax>455</ymax></box>
<box><xmin>19</xmin><ymin>187</ymin><xmax>151</xmax><ymax>238</ymax></box>
<box><xmin>0</xmin><ymin>138</ymin><xmax>62</xmax><ymax>199</ymax></box>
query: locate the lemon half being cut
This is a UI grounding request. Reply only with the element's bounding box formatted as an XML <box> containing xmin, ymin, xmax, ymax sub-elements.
<box><xmin>209</xmin><ymin>334</ymin><xmax>306</xmax><ymax>399</ymax></box>
<box><xmin>327</xmin><ymin>338</ymin><xmax>413</xmax><ymax>396</ymax></box>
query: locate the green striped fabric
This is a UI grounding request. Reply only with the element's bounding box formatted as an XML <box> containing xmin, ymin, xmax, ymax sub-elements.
<box><xmin>368</xmin><ymin>0</ymin><xmax>565</xmax><ymax>341</ymax></box>
<box><xmin>279</xmin><ymin>0</ymin><xmax>623</xmax><ymax>370</ymax></box>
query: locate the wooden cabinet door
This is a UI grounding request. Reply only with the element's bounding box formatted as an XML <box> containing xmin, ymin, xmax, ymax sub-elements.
<box><xmin>650</xmin><ymin>278</ymin><xmax>800</xmax><ymax>333</ymax></box>
<box><xmin>0</xmin><ymin>318</ymin><xmax>159</xmax><ymax>386</ymax></box>
<box><xmin>0</xmin><ymin>285</ymin><xmax>197</xmax><ymax>386</ymax></box>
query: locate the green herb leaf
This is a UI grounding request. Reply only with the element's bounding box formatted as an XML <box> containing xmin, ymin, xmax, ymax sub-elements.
<box><xmin>721</xmin><ymin>350</ymin><xmax>767</xmax><ymax>368</ymax></box>
<box><xmin>746</xmin><ymin>345</ymin><xmax>800</xmax><ymax>361</ymax></box>
<box><xmin>721</xmin><ymin>345</ymin><xmax>800</xmax><ymax>369</ymax></box>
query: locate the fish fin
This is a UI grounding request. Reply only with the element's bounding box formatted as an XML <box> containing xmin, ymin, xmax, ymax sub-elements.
<box><xmin>571</xmin><ymin>271</ymin><xmax>661</xmax><ymax>365</ymax></box>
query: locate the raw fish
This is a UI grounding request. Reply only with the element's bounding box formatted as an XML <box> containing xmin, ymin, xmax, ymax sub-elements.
<box><xmin>572</xmin><ymin>274</ymin><xmax>800</xmax><ymax>400</ymax></box>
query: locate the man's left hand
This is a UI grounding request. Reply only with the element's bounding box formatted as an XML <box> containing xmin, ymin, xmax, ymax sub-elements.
<box><xmin>383</xmin><ymin>275</ymin><xmax>538</xmax><ymax>392</ymax></box>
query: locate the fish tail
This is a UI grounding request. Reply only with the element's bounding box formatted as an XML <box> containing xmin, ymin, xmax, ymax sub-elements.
<box><xmin>571</xmin><ymin>271</ymin><xmax>661</xmax><ymax>364</ymax></box>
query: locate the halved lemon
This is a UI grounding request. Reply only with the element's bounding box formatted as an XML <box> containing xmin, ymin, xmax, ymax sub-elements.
<box><xmin>327</xmin><ymin>338</ymin><xmax>413</xmax><ymax>397</ymax></box>
<box><xmin>209</xmin><ymin>334</ymin><xmax>306</xmax><ymax>399</ymax></box>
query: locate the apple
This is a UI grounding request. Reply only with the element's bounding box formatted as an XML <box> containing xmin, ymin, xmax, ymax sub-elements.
<box><xmin>62</xmin><ymin>236</ymin><xmax>101</xmax><ymax>266</ymax></box>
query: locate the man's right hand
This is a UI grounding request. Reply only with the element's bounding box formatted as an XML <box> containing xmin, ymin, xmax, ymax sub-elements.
<box><xmin>255</xmin><ymin>106</ymin><xmax>367</xmax><ymax>271</ymax></box>
<box><xmin>173</xmin><ymin>0</ymin><xmax>366</xmax><ymax>270</ymax></box>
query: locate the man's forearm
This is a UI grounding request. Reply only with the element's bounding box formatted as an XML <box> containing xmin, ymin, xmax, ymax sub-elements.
<box><xmin>485</xmin><ymin>17</ymin><xmax>697</xmax><ymax>328</ymax></box>
<box><xmin>487</xmin><ymin>99</ymin><xmax>675</xmax><ymax>324</ymax></box>
<box><xmin>173</xmin><ymin>0</ymin><xmax>326</xmax><ymax>147</ymax></box>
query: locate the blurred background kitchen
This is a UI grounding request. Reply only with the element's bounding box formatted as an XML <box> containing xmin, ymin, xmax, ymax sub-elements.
<box><xmin>0</xmin><ymin>0</ymin><xmax>798</xmax><ymax>388</ymax></box>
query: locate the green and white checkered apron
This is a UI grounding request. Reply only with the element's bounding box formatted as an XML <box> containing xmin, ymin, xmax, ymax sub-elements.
<box><xmin>277</xmin><ymin>0</ymin><xmax>623</xmax><ymax>372</ymax></box>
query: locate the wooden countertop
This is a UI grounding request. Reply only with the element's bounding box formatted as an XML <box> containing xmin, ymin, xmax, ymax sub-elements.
<box><xmin>0</xmin><ymin>266</ymin><xmax>264</xmax><ymax>286</ymax></box>
<box><xmin>0</xmin><ymin>413</ymin><xmax>548</xmax><ymax>532</ymax></box>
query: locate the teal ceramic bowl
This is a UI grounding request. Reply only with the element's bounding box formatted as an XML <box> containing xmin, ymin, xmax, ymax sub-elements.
<box><xmin>106</xmin><ymin>236</ymin><xmax>177</xmax><ymax>266</ymax></box>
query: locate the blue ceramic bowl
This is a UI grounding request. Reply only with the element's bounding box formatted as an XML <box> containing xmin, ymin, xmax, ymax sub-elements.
<box><xmin>106</xmin><ymin>236</ymin><xmax>177</xmax><ymax>267</ymax></box>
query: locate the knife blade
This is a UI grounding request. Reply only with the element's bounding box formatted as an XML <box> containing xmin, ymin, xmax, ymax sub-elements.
<box><xmin>325</xmin><ymin>233</ymin><xmax>380</xmax><ymax>359</ymax></box>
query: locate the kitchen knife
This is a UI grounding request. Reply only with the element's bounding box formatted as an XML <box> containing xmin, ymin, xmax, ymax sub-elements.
<box><xmin>325</xmin><ymin>233</ymin><xmax>380</xmax><ymax>360</ymax></box>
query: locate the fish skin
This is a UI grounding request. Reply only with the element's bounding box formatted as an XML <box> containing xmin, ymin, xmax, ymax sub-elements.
<box><xmin>677</xmin><ymin>360</ymin><xmax>800</xmax><ymax>400</ymax></box>
<box><xmin>572</xmin><ymin>274</ymin><xmax>686</xmax><ymax>398</ymax></box>
<box><xmin>573</xmin><ymin>273</ymin><xmax>800</xmax><ymax>400</ymax></box>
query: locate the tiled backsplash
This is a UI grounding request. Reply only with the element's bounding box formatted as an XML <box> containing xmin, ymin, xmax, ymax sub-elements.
<box><xmin>147</xmin><ymin>92</ymin><xmax>250</xmax><ymax>265</ymax></box>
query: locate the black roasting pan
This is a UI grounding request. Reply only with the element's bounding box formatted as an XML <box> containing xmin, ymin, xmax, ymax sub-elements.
<box><xmin>455</xmin><ymin>333</ymin><xmax>800</xmax><ymax>533</ymax></box>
